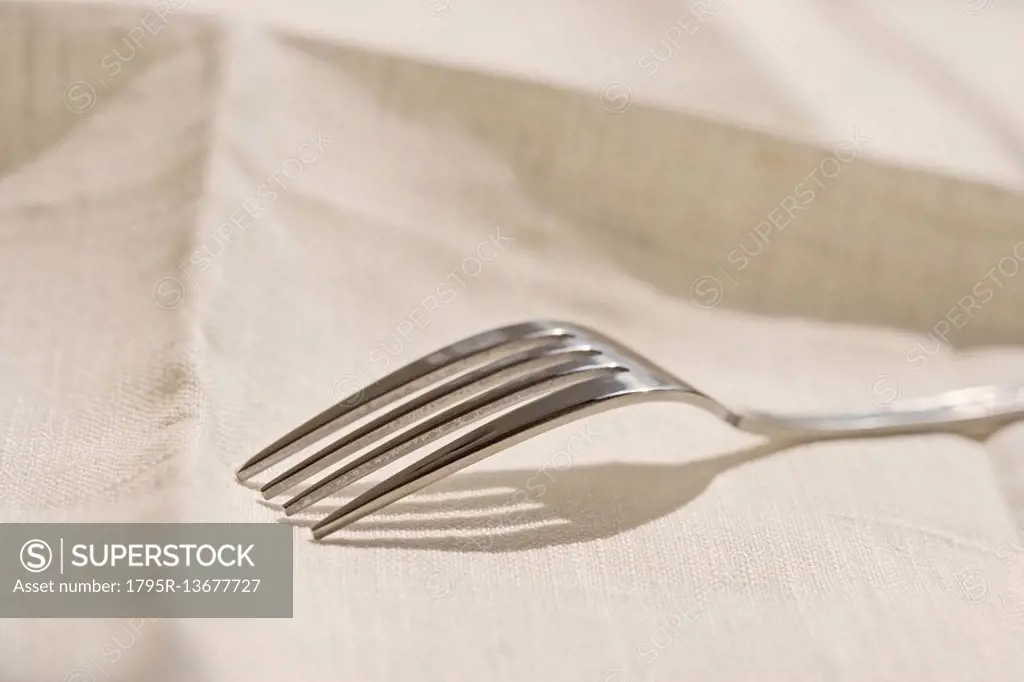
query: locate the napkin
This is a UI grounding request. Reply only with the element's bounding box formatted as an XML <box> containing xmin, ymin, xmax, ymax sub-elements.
<box><xmin>1</xmin><ymin>4</ymin><xmax>1023</xmax><ymax>681</ymax></box>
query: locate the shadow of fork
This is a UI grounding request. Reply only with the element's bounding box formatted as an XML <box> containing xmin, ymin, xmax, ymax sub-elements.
<box><xmin>270</xmin><ymin>439</ymin><xmax>800</xmax><ymax>553</ymax></box>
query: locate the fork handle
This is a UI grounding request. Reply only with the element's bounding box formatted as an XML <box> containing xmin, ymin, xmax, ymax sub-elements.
<box><xmin>733</xmin><ymin>384</ymin><xmax>1024</xmax><ymax>441</ymax></box>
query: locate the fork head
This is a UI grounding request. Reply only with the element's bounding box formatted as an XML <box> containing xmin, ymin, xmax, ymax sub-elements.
<box><xmin>237</xmin><ymin>320</ymin><xmax>712</xmax><ymax>540</ymax></box>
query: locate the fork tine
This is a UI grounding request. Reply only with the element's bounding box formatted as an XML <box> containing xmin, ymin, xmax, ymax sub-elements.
<box><xmin>259</xmin><ymin>340</ymin><xmax>600</xmax><ymax>499</ymax></box>
<box><xmin>310</xmin><ymin>372</ymin><xmax>653</xmax><ymax>539</ymax></box>
<box><xmin>281</xmin><ymin>356</ymin><xmax>626</xmax><ymax>515</ymax></box>
<box><xmin>236</xmin><ymin>321</ymin><xmax>575</xmax><ymax>480</ymax></box>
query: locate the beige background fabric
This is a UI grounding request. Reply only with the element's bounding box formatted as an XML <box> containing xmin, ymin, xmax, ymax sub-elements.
<box><xmin>1</xmin><ymin>3</ymin><xmax>1024</xmax><ymax>681</ymax></box>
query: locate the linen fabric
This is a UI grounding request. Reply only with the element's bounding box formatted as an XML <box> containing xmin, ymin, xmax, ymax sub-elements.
<box><xmin>1</xmin><ymin>4</ymin><xmax>1023</xmax><ymax>681</ymax></box>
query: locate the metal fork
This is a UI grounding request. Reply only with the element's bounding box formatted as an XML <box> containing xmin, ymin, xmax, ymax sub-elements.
<box><xmin>236</xmin><ymin>320</ymin><xmax>1024</xmax><ymax>540</ymax></box>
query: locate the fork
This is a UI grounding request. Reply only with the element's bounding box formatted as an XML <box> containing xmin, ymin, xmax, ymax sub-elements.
<box><xmin>236</xmin><ymin>320</ymin><xmax>1024</xmax><ymax>540</ymax></box>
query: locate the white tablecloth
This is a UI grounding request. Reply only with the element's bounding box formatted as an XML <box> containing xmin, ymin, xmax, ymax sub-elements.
<box><xmin>1</xmin><ymin>3</ymin><xmax>1023</xmax><ymax>681</ymax></box>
